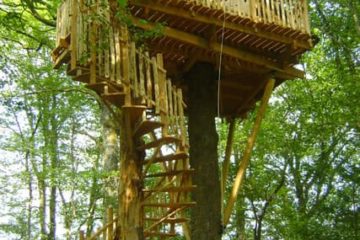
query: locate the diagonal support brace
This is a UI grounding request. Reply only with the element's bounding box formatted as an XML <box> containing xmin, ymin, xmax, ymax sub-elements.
<box><xmin>223</xmin><ymin>78</ymin><xmax>275</xmax><ymax>227</ymax></box>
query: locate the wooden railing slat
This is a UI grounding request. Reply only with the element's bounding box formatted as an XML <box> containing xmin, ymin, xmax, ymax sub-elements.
<box><xmin>145</xmin><ymin>52</ymin><xmax>153</xmax><ymax>108</ymax></box>
<box><xmin>152</xmin><ymin>57</ymin><xmax>160</xmax><ymax>114</ymax></box>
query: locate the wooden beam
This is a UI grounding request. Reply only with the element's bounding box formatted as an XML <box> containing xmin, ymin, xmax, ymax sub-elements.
<box><xmin>221</xmin><ymin>118</ymin><xmax>236</xmax><ymax>219</ymax></box>
<box><xmin>223</xmin><ymin>78</ymin><xmax>275</xmax><ymax>226</ymax></box>
<box><xmin>129</xmin><ymin>0</ymin><xmax>312</xmax><ymax>49</ymax></box>
<box><xmin>130</xmin><ymin>16</ymin><xmax>304</xmax><ymax>78</ymax></box>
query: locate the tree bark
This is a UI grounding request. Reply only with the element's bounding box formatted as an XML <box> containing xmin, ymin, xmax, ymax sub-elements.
<box><xmin>101</xmin><ymin>106</ymin><xmax>119</xmax><ymax>209</ymax></box>
<box><xmin>186</xmin><ymin>62</ymin><xmax>222</xmax><ymax>240</ymax></box>
<box><xmin>118</xmin><ymin>110</ymin><xmax>144</xmax><ymax>240</ymax></box>
<box><xmin>48</xmin><ymin>95</ymin><xmax>59</xmax><ymax>240</ymax></box>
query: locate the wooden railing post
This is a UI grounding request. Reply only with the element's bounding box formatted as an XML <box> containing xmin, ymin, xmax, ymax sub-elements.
<box><xmin>90</xmin><ymin>19</ymin><xmax>98</xmax><ymax>84</ymax></box>
<box><xmin>156</xmin><ymin>54</ymin><xmax>169</xmax><ymax>136</ymax></box>
<box><xmin>223</xmin><ymin>78</ymin><xmax>275</xmax><ymax>227</ymax></box>
<box><xmin>70</xmin><ymin>0</ymin><xmax>78</xmax><ymax>70</ymax></box>
<box><xmin>303</xmin><ymin>0</ymin><xmax>310</xmax><ymax>34</ymax></box>
<box><xmin>107</xmin><ymin>207</ymin><xmax>114</xmax><ymax>240</ymax></box>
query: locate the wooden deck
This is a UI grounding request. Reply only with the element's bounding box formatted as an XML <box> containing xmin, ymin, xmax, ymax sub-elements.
<box><xmin>54</xmin><ymin>0</ymin><xmax>313</xmax><ymax>117</ymax></box>
<box><xmin>128</xmin><ymin>0</ymin><xmax>313</xmax><ymax>116</ymax></box>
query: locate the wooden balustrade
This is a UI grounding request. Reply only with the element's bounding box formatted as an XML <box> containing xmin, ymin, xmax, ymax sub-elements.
<box><xmin>191</xmin><ymin>0</ymin><xmax>310</xmax><ymax>33</ymax></box>
<box><xmin>55</xmin><ymin>0</ymin><xmax>189</xmax><ymax>143</ymax></box>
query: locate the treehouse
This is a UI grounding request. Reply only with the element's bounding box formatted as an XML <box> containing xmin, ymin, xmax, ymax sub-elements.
<box><xmin>52</xmin><ymin>0</ymin><xmax>313</xmax><ymax>239</ymax></box>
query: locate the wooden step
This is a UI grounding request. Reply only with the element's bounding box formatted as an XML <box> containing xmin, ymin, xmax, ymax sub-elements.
<box><xmin>143</xmin><ymin>185</ymin><xmax>196</xmax><ymax>193</ymax></box>
<box><xmin>122</xmin><ymin>105</ymin><xmax>147</xmax><ymax>122</ymax></box>
<box><xmin>144</xmin><ymin>152</ymin><xmax>188</xmax><ymax>165</ymax></box>
<box><xmin>102</xmin><ymin>92</ymin><xmax>125</xmax><ymax>106</ymax></box>
<box><xmin>142</xmin><ymin>202</ymin><xmax>196</xmax><ymax>208</ymax></box>
<box><xmin>137</xmin><ymin>137</ymin><xmax>181</xmax><ymax>151</ymax></box>
<box><xmin>144</xmin><ymin>169</ymin><xmax>195</xmax><ymax>178</ymax></box>
<box><xmin>133</xmin><ymin>120</ymin><xmax>163</xmax><ymax>139</ymax></box>
<box><xmin>87</xmin><ymin>81</ymin><xmax>123</xmax><ymax>93</ymax></box>
<box><xmin>144</xmin><ymin>217</ymin><xmax>189</xmax><ymax>224</ymax></box>
<box><xmin>53</xmin><ymin>48</ymin><xmax>70</xmax><ymax>69</ymax></box>
<box><xmin>144</xmin><ymin>231</ymin><xmax>177</xmax><ymax>237</ymax></box>
<box><xmin>73</xmin><ymin>70</ymin><xmax>90</xmax><ymax>83</ymax></box>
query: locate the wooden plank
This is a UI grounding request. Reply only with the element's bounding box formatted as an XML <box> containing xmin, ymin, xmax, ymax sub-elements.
<box><xmin>102</xmin><ymin>92</ymin><xmax>126</xmax><ymax>107</ymax></box>
<box><xmin>144</xmin><ymin>169</ymin><xmax>195</xmax><ymax>178</ymax></box>
<box><xmin>167</xmin><ymin>80</ymin><xmax>174</xmax><ymax>128</ymax></box>
<box><xmin>90</xmin><ymin>22</ymin><xmax>97</xmax><ymax>84</ymax></box>
<box><xmin>173</xmin><ymin>87</ymin><xmax>179</xmax><ymax>137</ymax></box>
<box><xmin>144</xmin><ymin>152</ymin><xmax>188</xmax><ymax>165</ymax></box>
<box><xmin>142</xmin><ymin>186</ymin><xmax>196</xmax><ymax>193</ymax></box>
<box><xmin>145</xmin><ymin>217</ymin><xmax>189</xmax><ymax>223</ymax></box>
<box><xmin>115</xmin><ymin>28</ymin><xmax>122</xmax><ymax>84</ymax></box>
<box><xmin>139</xmin><ymin>51</ymin><xmax>146</xmax><ymax>97</ymax></box>
<box><xmin>223</xmin><ymin>78</ymin><xmax>275</xmax><ymax>227</ymax></box>
<box><xmin>142</xmin><ymin>202</ymin><xmax>196</xmax><ymax>208</ymax></box>
<box><xmin>133</xmin><ymin>120</ymin><xmax>163</xmax><ymax>139</ymax></box>
<box><xmin>70</xmin><ymin>0</ymin><xmax>78</xmax><ymax>70</ymax></box>
<box><xmin>221</xmin><ymin>118</ymin><xmax>236</xmax><ymax>219</ymax></box>
<box><xmin>122</xmin><ymin>105</ymin><xmax>147</xmax><ymax>123</ymax></box>
<box><xmin>130</xmin><ymin>42</ymin><xmax>138</xmax><ymax>97</ymax></box>
<box><xmin>145</xmin><ymin>52</ymin><xmax>153</xmax><ymax>108</ymax></box>
<box><xmin>131</xmin><ymin>16</ymin><xmax>305</xmax><ymax>78</ymax></box>
<box><xmin>177</xmin><ymin>89</ymin><xmax>187</xmax><ymax>147</ymax></box>
<box><xmin>152</xmin><ymin>57</ymin><xmax>160</xmax><ymax>113</ymax></box>
<box><xmin>107</xmin><ymin>207</ymin><xmax>113</xmax><ymax>240</ymax></box>
<box><xmin>98</xmin><ymin>27</ymin><xmax>103</xmax><ymax>77</ymax></box>
<box><xmin>136</xmin><ymin>136</ymin><xmax>180</xmax><ymax>151</ymax></box>
<box><xmin>156</xmin><ymin>54</ymin><xmax>167</xmax><ymax>113</ymax></box>
<box><xmin>110</xmin><ymin>27</ymin><xmax>116</xmax><ymax>82</ymax></box>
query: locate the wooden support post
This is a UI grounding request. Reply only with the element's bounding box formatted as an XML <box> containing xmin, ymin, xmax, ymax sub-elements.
<box><xmin>220</xmin><ymin>118</ymin><xmax>236</xmax><ymax>218</ymax></box>
<box><xmin>70</xmin><ymin>0</ymin><xmax>78</xmax><ymax>70</ymax></box>
<box><xmin>223</xmin><ymin>78</ymin><xmax>275</xmax><ymax>226</ymax></box>
<box><xmin>90</xmin><ymin>21</ymin><xmax>97</xmax><ymax>84</ymax></box>
<box><xmin>118</xmin><ymin>108</ymin><xmax>144</xmax><ymax>240</ymax></box>
<box><xmin>79</xmin><ymin>230</ymin><xmax>85</xmax><ymax>240</ymax></box>
<box><xmin>107</xmin><ymin>207</ymin><xmax>113</xmax><ymax>240</ymax></box>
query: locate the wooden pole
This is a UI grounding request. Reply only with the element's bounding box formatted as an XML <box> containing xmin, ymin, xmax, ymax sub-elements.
<box><xmin>79</xmin><ymin>230</ymin><xmax>85</xmax><ymax>240</ymax></box>
<box><xmin>221</xmin><ymin>118</ymin><xmax>236</xmax><ymax>218</ymax></box>
<box><xmin>223</xmin><ymin>78</ymin><xmax>275</xmax><ymax>226</ymax></box>
<box><xmin>70</xmin><ymin>0</ymin><xmax>78</xmax><ymax>70</ymax></box>
<box><xmin>107</xmin><ymin>207</ymin><xmax>114</xmax><ymax>240</ymax></box>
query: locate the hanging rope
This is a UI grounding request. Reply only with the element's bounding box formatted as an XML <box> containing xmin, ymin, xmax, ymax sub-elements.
<box><xmin>217</xmin><ymin>0</ymin><xmax>227</xmax><ymax>117</ymax></box>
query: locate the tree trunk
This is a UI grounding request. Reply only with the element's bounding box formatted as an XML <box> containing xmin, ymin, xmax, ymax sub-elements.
<box><xmin>39</xmin><ymin>177</ymin><xmax>47</xmax><ymax>240</ymax></box>
<box><xmin>253</xmin><ymin>217</ymin><xmax>263</xmax><ymax>240</ymax></box>
<box><xmin>186</xmin><ymin>62</ymin><xmax>222</xmax><ymax>240</ymax></box>
<box><xmin>101</xmin><ymin>106</ymin><xmax>119</xmax><ymax>209</ymax></box>
<box><xmin>118</xmin><ymin>110</ymin><xmax>144</xmax><ymax>240</ymax></box>
<box><xmin>48</xmin><ymin>95</ymin><xmax>59</xmax><ymax>240</ymax></box>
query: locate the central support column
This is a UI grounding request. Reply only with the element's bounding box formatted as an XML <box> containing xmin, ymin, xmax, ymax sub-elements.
<box><xmin>118</xmin><ymin>109</ymin><xmax>144</xmax><ymax>240</ymax></box>
<box><xmin>186</xmin><ymin>63</ymin><xmax>222</xmax><ymax>240</ymax></box>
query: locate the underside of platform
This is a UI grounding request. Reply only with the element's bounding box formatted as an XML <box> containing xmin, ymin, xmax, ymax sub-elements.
<box><xmin>128</xmin><ymin>0</ymin><xmax>314</xmax><ymax>117</ymax></box>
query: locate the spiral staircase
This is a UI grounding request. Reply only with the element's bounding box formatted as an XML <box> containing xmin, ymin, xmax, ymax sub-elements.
<box><xmin>52</xmin><ymin>0</ymin><xmax>194</xmax><ymax>238</ymax></box>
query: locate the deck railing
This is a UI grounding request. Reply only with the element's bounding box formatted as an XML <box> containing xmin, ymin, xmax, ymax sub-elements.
<box><xmin>53</xmin><ymin>0</ymin><xmax>189</xmax><ymax>146</ymax></box>
<box><xmin>191</xmin><ymin>0</ymin><xmax>310</xmax><ymax>34</ymax></box>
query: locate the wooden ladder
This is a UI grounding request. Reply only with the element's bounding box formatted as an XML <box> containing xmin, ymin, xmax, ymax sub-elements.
<box><xmin>52</xmin><ymin>0</ymin><xmax>194</xmax><ymax>238</ymax></box>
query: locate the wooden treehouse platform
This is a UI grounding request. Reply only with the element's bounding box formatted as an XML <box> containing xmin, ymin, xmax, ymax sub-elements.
<box><xmin>52</xmin><ymin>0</ymin><xmax>313</xmax><ymax>239</ymax></box>
<box><xmin>128</xmin><ymin>0</ymin><xmax>313</xmax><ymax>116</ymax></box>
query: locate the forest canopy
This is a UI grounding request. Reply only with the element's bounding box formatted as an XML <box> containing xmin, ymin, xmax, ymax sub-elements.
<box><xmin>0</xmin><ymin>0</ymin><xmax>359</xmax><ymax>239</ymax></box>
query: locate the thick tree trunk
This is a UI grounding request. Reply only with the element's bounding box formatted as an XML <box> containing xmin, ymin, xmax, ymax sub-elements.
<box><xmin>101</xmin><ymin>106</ymin><xmax>119</xmax><ymax>209</ymax></box>
<box><xmin>118</xmin><ymin>110</ymin><xmax>143</xmax><ymax>240</ymax></box>
<box><xmin>187</xmin><ymin>63</ymin><xmax>222</xmax><ymax>240</ymax></box>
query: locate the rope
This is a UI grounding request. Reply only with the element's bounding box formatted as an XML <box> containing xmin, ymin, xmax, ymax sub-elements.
<box><xmin>217</xmin><ymin>1</ymin><xmax>226</xmax><ymax>118</ymax></box>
